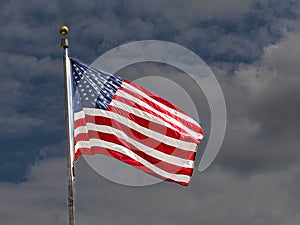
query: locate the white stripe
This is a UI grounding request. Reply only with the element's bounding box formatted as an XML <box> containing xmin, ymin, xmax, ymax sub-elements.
<box><xmin>116</xmin><ymin>89</ymin><xmax>203</xmax><ymax>140</ymax></box>
<box><xmin>74</xmin><ymin>123</ymin><xmax>194</xmax><ymax>168</ymax></box>
<box><xmin>123</xmin><ymin>82</ymin><xmax>200</xmax><ymax>128</ymax></box>
<box><xmin>75</xmin><ymin>139</ymin><xmax>191</xmax><ymax>183</ymax></box>
<box><xmin>74</xmin><ymin>125</ymin><xmax>89</xmax><ymax>137</ymax></box>
<box><xmin>74</xmin><ymin>125</ymin><xmax>90</xmax><ymax>155</ymax></box>
<box><xmin>74</xmin><ymin>110</ymin><xmax>85</xmax><ymax>120</ymax></box>
<box><xmin>110</xmin><ymin>99</ymin><xmax>196</xmax><ymax>139</ymax></box>
<box><xmin>75</xmin><ymin>108</ymin><xmax>197</xmax><ymax>151</ymax></box>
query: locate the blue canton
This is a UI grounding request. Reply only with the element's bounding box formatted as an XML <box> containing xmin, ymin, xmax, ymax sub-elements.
<box><xmin>71</xmin><ymin>58</ymin><xmax>123</xmax><ymax>112</ymax></box>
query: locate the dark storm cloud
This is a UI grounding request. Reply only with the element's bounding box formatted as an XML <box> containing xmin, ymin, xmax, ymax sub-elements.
<box><xmin>1</xmin><ymin>0</ymin><xmax>296</xmax><ymax>61</ymax></box>
<box><xmin>1</xmin><ymin>156</ymin><xmax>300</xmax><ymax>225</ymax></box>
<box><xmin>213</xmin><ymin>31</ymin><xmax>300</xmax><ymax>173</ymax></box>
<box><xmin>1</xmin><ymin>0</ymin><xmax>300</xmax><ymax>224</ymax></box>
<box><xmin>0</xmin><ymin>52</ymin><xmax>65</xmax><ymax>181</ymax></box>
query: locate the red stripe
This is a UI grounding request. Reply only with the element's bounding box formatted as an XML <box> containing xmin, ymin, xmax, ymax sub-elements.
<box><xmin>74</xmin><ymin>116</ymin><xmax>196</xmax><ymax>159</ymax></box>
<box><xmin>124</xmin><ymin>80</ymin><xmax>191</xmax><ymax>117</ymax></box>
<box><xmin>74</xmin><ymin>130</ymin><xmax>193</xmax><ymax>175</ymax></box>
<box><xmin>118</xmin><ymin>85</ymin><xmax>204</xmax><ymax>138</ymax></box>
<box><xmin>113</xmin><ymin>94</ymin><xmax>202</xmax><ymax>143</ymax></box>
<box><xmin>112</xmin><ymin>95</ymin><xmax>187</xmax><ymax>137</ymax></box>
<box><xmin>124</xmin><ymin>80</ymin><xmax>203</xmax><ymax>134</ymax></box>
<box><xmin>75</xmin><ymin>146</ymin><xmax>189</xmax><ymax>186</ymax></box>
<box><xmin>107</xmin><ymin>104</ymin><xmax>198</xmax><ymax>143</ymax></box>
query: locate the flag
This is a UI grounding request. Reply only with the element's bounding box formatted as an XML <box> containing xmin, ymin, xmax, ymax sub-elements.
<box><xmin>71</xmin><ymin>58</ymin><xmax>204</xmax><ymax>186</ymax></box>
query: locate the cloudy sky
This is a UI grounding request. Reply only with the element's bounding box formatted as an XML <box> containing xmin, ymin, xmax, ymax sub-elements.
<box><xmin>1</xmin><ymin>0</ymin><xmax>300</xmax><ymax>224</ymax></box>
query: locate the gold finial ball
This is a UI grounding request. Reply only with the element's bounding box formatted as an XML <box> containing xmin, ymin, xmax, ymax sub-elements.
<box><xmin>59</xmin><ymin>26</ymin><xmax>69</xmax><ymax>36</ymax></box>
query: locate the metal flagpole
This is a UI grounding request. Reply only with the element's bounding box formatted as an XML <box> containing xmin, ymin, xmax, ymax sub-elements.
<box><xmin>60</xmin><ymin>25</ymin><xmax>76</xmax><ymax>225</ymax></box>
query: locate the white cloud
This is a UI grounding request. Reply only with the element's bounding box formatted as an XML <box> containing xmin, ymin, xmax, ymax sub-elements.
<box><xmin>1</xmin><ymin>156</ymin><xmax>300</xmax><ymax>225</ymax></box>
<box><xmin>211</xmin><ymin>28</ymin><xmax>300</xmax><ymax>172</ymax></box>
<box><xmin>1</xmin><ymin>0</ymin><xmax>300</xmax><ymax>224</ymax></box>
<box><xmin>0</xmin><ymin>158</ymin><xmax>67</xmax><ymax>225</ymax></box>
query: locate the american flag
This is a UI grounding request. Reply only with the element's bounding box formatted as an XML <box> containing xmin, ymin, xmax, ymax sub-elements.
<box><xmin>71</xmin><ymin>58</ymin><xmax>204</xmax><ymax>186</ymax></box>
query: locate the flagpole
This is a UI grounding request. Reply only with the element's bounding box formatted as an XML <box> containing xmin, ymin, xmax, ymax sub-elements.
<box><xmin>60</xmin><ymin>25</ymin><xmax>76</xmax><ymax>225</ymax></box>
